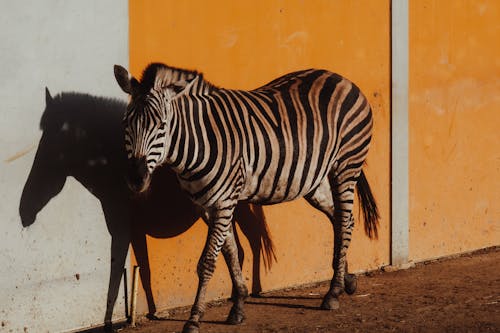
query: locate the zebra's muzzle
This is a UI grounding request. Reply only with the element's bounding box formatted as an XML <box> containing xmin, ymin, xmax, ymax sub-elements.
<box><xmin>127</xmin><ymin>156</ymin><xmax>151</xmax><ymax>193</ymax></box>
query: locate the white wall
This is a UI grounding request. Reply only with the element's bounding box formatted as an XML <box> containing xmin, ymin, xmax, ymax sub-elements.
<box><xmin>0</xmin><ymin>2</ymin><xmax>128</xmax><ymax>332</ymax></box>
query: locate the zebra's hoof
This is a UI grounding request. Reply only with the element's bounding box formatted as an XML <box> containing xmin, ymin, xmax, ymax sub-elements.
<box><xmin>320</xmin><ymin>295</ymin><xmax>340</xmax><ymax>310</ymax></box>
<box><xmin>182</xmin><ymin>320</ymin><xmax>200</xmax><ymax>333</ymax></box>
<box><xmin>344</xmin><ymin>273</ymin><xmax>357</xmax><ymax>295</ymax></box>
<box><xmin>226</xmin><ymin>306</ymin><xmax>245</xmax><ymax>325</ymax></box>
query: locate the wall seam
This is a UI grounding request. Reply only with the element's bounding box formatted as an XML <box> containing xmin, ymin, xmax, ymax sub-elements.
<box><xmin>390</xmin><ymin>0</ymin><xmax>409</xmax><ymax>266</ymax></box>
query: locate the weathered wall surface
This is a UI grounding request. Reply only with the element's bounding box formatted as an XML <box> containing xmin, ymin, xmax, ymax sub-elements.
<box><xmin>2</xmin><ymin>1</ymin><xmax>497</xmax><ymax>330</ymax></box>
<box><xmin>129</xmin><ymin>0</ymin><xmax>391</xmax><ymax>313</ymax></box>
<box><xmin>409</xmin><ymin>0</ymin><xmax>500</xmax><ymax>261</ymax></box>
<box><xmin>0</xmin><ymin>2</ymin><xmax>128</xmax><ymax>332</ymax></box>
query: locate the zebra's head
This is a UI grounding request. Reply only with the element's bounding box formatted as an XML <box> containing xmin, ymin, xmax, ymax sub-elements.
<box><xmin>113</xmin><ymin>64</ymin><xmax>196</xmax><ymax>193</ymax></box>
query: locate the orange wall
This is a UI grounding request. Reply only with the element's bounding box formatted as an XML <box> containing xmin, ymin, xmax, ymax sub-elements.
<box><xmin>409</xmin><ymin>0</ymin><xmax>500</xmax><ymax>261</ymax></box>
<box><xmin>129</xmin><ymin>0</ymin><xmax>390</xmax><ymax>313</ymax></box>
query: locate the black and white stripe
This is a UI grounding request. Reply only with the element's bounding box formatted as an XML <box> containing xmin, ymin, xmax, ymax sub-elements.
<box><xmin>114</xmin><ymin>63</ymin><xmax>379</xmax><ymax>333</ymax></box>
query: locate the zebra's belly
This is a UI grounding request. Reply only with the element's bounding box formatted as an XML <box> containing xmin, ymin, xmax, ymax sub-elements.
<box><xmin>239</xmin><ymin>170</ymin><xmax>325</xmax><ymax>205</ymax></box>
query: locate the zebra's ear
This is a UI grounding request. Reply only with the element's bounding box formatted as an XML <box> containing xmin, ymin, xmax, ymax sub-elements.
<box><xmin>114</xmin><ymin>65</ymin><xmax>139</xmax><ymax>95</ymax></box>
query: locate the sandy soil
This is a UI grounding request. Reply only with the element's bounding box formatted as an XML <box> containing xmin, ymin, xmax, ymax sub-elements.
<box><xmin>117</xmin><ymin>247</ymin><xmax>499</xmax><ymax>333</ymax></box>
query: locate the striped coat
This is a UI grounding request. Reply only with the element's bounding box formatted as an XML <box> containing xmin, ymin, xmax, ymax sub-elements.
<box><xmin>114</xmin><ymin>63</ymin><xmax>379</xmax><ymax>333</ymax></box>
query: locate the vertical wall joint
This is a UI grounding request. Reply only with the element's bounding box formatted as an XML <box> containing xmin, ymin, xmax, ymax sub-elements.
<box><xmin>391</xmin><ymin>0</ymin><xmax>409</xmax><ymax>267</ymax></box>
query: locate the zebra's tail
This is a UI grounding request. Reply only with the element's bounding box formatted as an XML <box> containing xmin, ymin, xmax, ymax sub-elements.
<box><xmin>252</xmin><ymin>205</ymin><xmax>277</xmax><ymax>271</ymax></box>
<box><xmin>356</xmin><ymin>170</ymin><xmax>380</xmax><ymax>239</ymax></box>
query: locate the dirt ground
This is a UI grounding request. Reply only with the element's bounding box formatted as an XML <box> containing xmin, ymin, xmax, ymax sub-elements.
<box><xmin>118</xmin><ymin>248</ymin><xmax>499</xmax><ymax>333</ymax></box>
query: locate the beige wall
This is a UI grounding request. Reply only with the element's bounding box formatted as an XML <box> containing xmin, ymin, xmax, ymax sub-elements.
<box><xmin>0</xmin><ymin>2</ymin><xmax>128</xmax><ymax>332</ymax></box>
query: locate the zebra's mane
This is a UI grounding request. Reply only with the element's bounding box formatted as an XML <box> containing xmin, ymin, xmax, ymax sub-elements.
<box><xmin>140</xmin><ymin>62</ymin><xmax>214</xmax><ymax>92</ymax></box>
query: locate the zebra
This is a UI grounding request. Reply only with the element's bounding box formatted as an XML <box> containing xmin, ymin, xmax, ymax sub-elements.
<box><xmin>114</xmin><ymin>63</ymin><xmax>379</xmax><ymax>333</ymax></box>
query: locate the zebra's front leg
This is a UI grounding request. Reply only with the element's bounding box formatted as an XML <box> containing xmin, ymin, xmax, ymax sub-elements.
<box><xmin>221</xmin><ymin>224</ymin><xmax>248</xmax><ymax>325</ymax></box>
<box><xmin>321</xmin><ymin>182</ymin><xmax>356</xmax><ymax>310</ymax></box>
<box><xmin>183</xmin><ymin>207</ymin><xmax>235</xmax><ymax>333</ymax></box>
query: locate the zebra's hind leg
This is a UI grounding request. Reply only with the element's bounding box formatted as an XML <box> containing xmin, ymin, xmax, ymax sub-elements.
<box><xmin>344</xmin><ymin>230</ymin><xmax>358</xmax><ymax>295</ymax></box>
<box><xmin>305</xmin><ymin>179</ymin><xmax>341</xmax><ymax>309</ymax></box>
<box><xmin>305</xmin><ymin>177</ymin><xmax>357</xmax><ymax>309</ymax></box>
<box><xmin>323</xmin><ymin>175</ymin><xmax>357</xmax><ymax>310</ymax></box>
<box><xmin>221</xmin><ymin>223</ymin><xmax>248</xmax><ymax>325</ymax></box>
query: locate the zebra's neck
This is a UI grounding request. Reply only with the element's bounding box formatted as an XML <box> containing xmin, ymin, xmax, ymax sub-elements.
<box><xmin>164</xmin><ymin>85</ymin><xmax>215</xmax><ymax>178</ymax></box>
<box><xmin>164</xmin><ymin>87</ymin><xmax>250</xmax><ymax>186</ymax></box>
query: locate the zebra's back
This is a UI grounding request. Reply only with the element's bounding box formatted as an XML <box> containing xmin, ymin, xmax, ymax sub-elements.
<box><xmin>220</xmin><ymin>69</ymin><xmax>374</xmax><ymax>204</ymax></box>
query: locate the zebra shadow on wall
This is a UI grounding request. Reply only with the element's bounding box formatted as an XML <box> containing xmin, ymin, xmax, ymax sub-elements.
<box><xmin>19</xmin><ymin>89</ymin><xmax>275</xmax><ymax>332</ymax></box>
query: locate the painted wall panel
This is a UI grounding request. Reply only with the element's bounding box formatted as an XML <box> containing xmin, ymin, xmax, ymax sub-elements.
<box><xmin>0</xmin><ymin>2</ymin><xmax>128</xmax><ymax>332</ymax></box>
<box><xmin>129</xmin><ymin>0</ymin><xmax>390</xmax><ymax>314</ymax></box>
<box><xmin>409</xmin><ymin>0</ymin><xmax>500</xmax><ymax>261</ymax></box>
